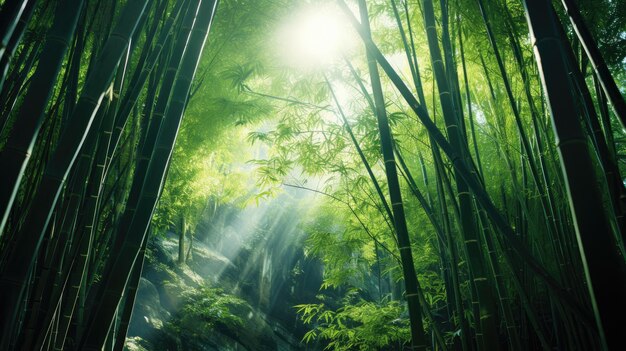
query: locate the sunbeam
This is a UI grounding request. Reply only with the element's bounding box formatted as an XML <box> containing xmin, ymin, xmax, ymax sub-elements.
<box><xmin>276</xmin><ymin>3</ymin><xmax>356</xmax><ymax>69</ymax></box>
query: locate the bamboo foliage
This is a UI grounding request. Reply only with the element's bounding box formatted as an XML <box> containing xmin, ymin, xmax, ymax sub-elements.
<box><xmin>0</xmin><ymin>0</ymin><xmax>624</xmax><ymax>350</ymax></box>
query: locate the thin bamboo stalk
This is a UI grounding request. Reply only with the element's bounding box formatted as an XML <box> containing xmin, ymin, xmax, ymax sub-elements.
<box><xmin>357</xmin><ymin>1</ymin><xmax>427</xmax><ymax>349</ymax></box>
<box><xmin>419</xmin><ymin>0</ymin><xmax>501</xmax><ymax>348</ymax></box>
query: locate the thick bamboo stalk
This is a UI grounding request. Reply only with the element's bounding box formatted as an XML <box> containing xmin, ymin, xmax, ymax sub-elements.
<box><xmin>522</xmin><ymin>0</ymin><xmax>626</xmax><ymax>347</ymax></box>
<box><xmin>78</xmin><ymin>2</ymin><xmax>218</xmax><ymax>349</ymax></box>
<box><xmin>0</xmin><ymin>1</ymin><xmax>149</xmax><ymax>347</ymax></box>
<box><xmin>551</xmin><ymin>9</ymin><xmax>626</xmax><ymax>241</ymax></box>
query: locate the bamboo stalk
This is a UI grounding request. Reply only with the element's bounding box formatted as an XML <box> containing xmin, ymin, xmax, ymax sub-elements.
<box><xmin>357</xmin><ymin>1</ymin><xmax>427</xmax><ymax>349</ymax></box>
<box><xmin>522</xmin><ymin>0</ymin><xmax>626</xmax><ymax>347</ymax></box>
<box><xmin>0</xmin><ymin>1</ymin><xmax>149</xmax><ymax>347</ymax></box>
<box><xmin>78</xmin><ymin>2</ymin><xmax>218</xmax><ymax>348</ymax></box>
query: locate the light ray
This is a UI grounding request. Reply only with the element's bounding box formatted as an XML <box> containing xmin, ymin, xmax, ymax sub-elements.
<box><xmin>276</xmin><ymin>3</ymin><xmax>356</xmax><ymax>69</ymax></box>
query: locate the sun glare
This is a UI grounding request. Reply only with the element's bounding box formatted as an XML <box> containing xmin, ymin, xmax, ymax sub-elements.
<box><xmin>276</xmin><ymin>4</ymin><xmax>355</xmax><ymax>69</ymax></box>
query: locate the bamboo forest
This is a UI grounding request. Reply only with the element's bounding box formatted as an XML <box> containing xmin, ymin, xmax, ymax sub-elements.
<box><xmin>1</xmin><ymin>0</ymin><xmax>626</xmax><ymax>350</ymax></box>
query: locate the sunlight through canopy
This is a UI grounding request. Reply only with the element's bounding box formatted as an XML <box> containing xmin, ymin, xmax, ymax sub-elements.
<box><xmin>276</xmin><ymin>3</ymin><xmax>356</xmax><ymax>69</ymax></box>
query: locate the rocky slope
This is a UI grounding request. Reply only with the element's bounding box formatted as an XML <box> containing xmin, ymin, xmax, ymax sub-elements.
<box><xmin>124</xmin><ymin>226</ymin><xmax>323</xmax><ymax>351</ymax></box>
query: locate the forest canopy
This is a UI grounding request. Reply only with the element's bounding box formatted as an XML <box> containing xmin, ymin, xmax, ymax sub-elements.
<box><xmin>0</xmin><ymin>0</ymin><xmax>625</xmax><ymax>350</ymax></box>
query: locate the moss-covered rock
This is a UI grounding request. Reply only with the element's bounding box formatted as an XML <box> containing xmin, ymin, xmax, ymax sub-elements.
<box><xmin>127</xmin><ymin>278</ymin><xmax>170</xmax><ymax>338</ymax></box>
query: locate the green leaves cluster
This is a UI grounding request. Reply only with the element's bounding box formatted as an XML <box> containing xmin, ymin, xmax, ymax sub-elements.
<box><xmin>164</xmin><ymin>286</ymin><xmax>247</xmax><ymax>341</ymax></box>
<box><xmin>296</xmin><ymin>295</ymin><xmax>410</xmax><ymax>351</ymax></box>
